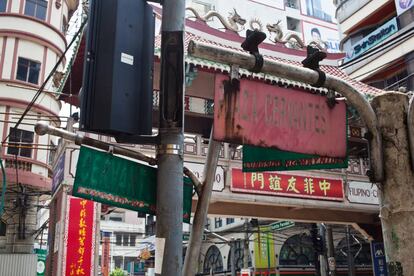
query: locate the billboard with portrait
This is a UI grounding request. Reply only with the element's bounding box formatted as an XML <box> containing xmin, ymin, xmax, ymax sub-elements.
<box><xmin>300</xmin><ymin>0</ymin><xmax>337</xmax><ymax>23</ymax></box>
<box><xmin>395</xmin><ymin>0</ymin><xmax>414</xmax><ymax>15</ymax></box>
<box><xmin>303</xmin><ymin>22</ymin><xmax>340</xmax><ymax>53</ymax></box>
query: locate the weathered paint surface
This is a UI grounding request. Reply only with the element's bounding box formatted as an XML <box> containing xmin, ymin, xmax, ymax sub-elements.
<box><xmin>213</xmin><ymin>74</ymin><xmax>347</xmax><ymax>157</ymax></box>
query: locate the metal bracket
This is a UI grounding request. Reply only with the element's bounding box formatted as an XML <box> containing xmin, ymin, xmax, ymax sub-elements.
<box><xmin>241</xmin><ymin>29</ymin><xmax>266</xmax><ymax>73</ymax></box>
<box><xmin>326</xmin><ymin>90</ymin><xmax>338</xmax><ymax>109</ymax></box>
<box><xmin>157</xmin><ymin>144</ymin><xmax>183</xmax><ymax>156</ymax></box>
<box><xmin>302</xmin><ymin>45</ymin><xmax>327</xmax><ymax>87</ymax></box>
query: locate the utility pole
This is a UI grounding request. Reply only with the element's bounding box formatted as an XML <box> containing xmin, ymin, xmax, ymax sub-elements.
<box><xmin>311</xmin><ymin>224</ymin><xmax>321</xmax><ymax>276</ymax></box>
<box><xmin>243</xmin><ymin>219</ymin><xmax>249</xmax><ymax>269</ymax></box>
<box><xmin>319</xmin><ymin>224</ymin><xmax>328</xmax><ymax>276</ymax></box>
<box><xmin>230</xmin><ymin>237</ymin><xmax>236</xmax><ymax>276</ymax></box>
<box><xmin>373</xmin><ymin>93</ymin><xmax>414</xmax><ymax>276</ymax></box>
<box><xmin>345</xmin><ymin>226</ymin><xmax>355</xmax><ymax>276</ymax></box>
<box><xmin>325</xmin><ymin>225</ymin><xmax>336</xmax><ymax>276</ymax></box>
<box><xmin>155</xmin><ymin>0</ymin><xmax>185</xmax><ymax>275</ymax></box>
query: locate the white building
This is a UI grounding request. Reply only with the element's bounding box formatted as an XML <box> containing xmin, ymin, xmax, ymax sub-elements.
<box><xmin>0</xmin><ymin>0</ymin><xmax>78</xmax><ymax>254</ymax></box>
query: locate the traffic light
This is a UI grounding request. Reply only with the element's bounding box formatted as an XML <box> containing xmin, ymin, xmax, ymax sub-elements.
<box><xmin>80</xmin><ymin>0</ymin><xmax>155</xmax><ymax>137</ymax></box>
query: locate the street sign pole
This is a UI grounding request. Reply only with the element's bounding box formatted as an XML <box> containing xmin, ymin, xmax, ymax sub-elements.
<box><xmin>156</xmin><ymin>0</ymin><xmax>185</xmax><ymax>275</ymax></box>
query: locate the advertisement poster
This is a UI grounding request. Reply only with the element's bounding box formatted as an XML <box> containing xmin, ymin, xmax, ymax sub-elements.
<box><xmin>63</xmin><ymin>197</ymin><xmax>96</xmax><ymax>276</ymax></box>
<box><xmin>395</xmin><ymin>0</ymin><xmax>414</xmax><ymax>15</ymax></box>
<box><xmin>300</xmin><ymin>0</ymin><xmax>337</xmax><ymax>23</ymax></box>
<box><xmin>303</xmin><ymin>22</ymin><xmax>340</xmax><ymax>53</ymax></box>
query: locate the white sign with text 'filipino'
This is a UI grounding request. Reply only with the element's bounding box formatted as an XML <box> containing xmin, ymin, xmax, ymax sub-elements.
<box><xmin>347</xmin><ymin>181</ymin><xmax>379</xmax><ymax>205</ymax></box>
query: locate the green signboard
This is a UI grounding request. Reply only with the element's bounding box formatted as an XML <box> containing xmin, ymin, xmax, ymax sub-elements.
<box><xmin>73</xmin><ymin>146</ymin><xmax>193</xmax><ymax>223</ymax></box>
<box><xmin>270</xmin><ymin>221</ymin><xmax>295</xmax><ymax>231</ymax></box>
<box><xmin>36</xmin><ymin>249</ymin><xmax>47</xmax><ymax>276</ymax></box>
<box><xmin>243</xmin><ymin>146</ymin><xmax>348</xmax><ymax>172</ymax></box>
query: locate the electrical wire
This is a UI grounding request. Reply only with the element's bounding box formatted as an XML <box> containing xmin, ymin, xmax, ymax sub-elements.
<box><xmin>1</xmin><ymin>17</ymin><xmax>88</xmax><ymax>146</ymax></box>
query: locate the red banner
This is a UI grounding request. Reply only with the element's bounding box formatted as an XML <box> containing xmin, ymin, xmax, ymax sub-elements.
<box><xmin>101</xmin><ymin>234</ymin><xmax>110</xmax><ymax>276</ymax></box>
<box><xmin>64</xmin><ymin>197</ymin><xmax>96</xmax><ymax>276</ymax></box>
<box><xmin>214</xmin><ymin>74</ymin><xmax>347</xmax><ymax>157</ymax></box>
<box><xmin>231</xmin><ymin>169</ymin><xmax>344</xmax><ymax>201</ymax></box>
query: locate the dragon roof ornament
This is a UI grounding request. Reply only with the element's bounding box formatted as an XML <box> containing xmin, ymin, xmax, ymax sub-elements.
<box><xmin>185</xmin><ymin>7</ymin><xmax>328</xmax><ymax>51</ymax></box>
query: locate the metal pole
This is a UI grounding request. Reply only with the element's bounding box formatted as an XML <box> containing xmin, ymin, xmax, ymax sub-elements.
<box><xmin>156</xmin><ymin>0</ymin><xmax>186</xmax><ymax>275</ymax></box>
<box><xmin>319</xmin><ymin>224</ymin><xmax>328</xmax><ymax>276</ymax></box>
<box><xmin>325</xmin><ymin>225</ymin><xmax>336</xmax><ymax>276</ymax></box>
<box><xmin>183</xmin><ymin>129</ymin><xmax>221</xmax><ymax>276</ymax></box>
<box><xmin>187</xmin><ymin>40</ymin><xmax>383</xmax><ymax>183</ymax></box>
<box><xmin>230</xmin><ymin>238</ymin><xmax>236</xmax><ymax>276</ymax></box>
<box><xmin>244</xmin><ymin>219</ymin><xmax>249</xmax><ymax>269</ymax></box>
<box><xmin>94</xmin><ymin>203</ymin><xmax>101</xmax><ymax>276</ymax></box>
<box><xmin>346</xmin><ymin>226</ymin><xmax>355</xmax><ymax>276</ymax></box>
<box><xmin>311</xmin><ymin>224</ymin><xmax>321</xmax><ymax>276</ymax></box>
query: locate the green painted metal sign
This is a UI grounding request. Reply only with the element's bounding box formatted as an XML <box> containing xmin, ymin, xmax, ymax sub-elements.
<box><xmin>36</xmin><ymin>249</ymin><xmax>47</xmax><ymax>276</ymax></box>
<box><xmin>73</xmin><ymin>146</ymin><xmax>193</xmax><ymax>223</ymax></box>
<box><xmin>243</xmin><ymin>146</ymin><xmax>348</xmax><ymax>172</ymax></box>
<box><xmin>269</xmin><ymin>221</ymin><xmax>295</xmax><ymax>231</ymax></box>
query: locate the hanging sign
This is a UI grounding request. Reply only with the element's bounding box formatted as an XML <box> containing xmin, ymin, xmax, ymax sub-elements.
<box><xmin>243</xmin><ymin>146</ymin><xmax>348</xmax><ymax>172</ymax></box>
<box><xmin>73</xmin><ymin>146</ymin><xmax>193</xmax><ymax>223</ymax></box>
<box><xmin>371</xmin><ymin>242</ymin><xmax>388</xmax><ymax>276</ymax></box>
<box><xmin>214</xmin><ymin>75</ymin><xmax>347</xmax><ymax>158</ymax></box>
<box><xmin>347</xmin><ymin>181</ymin><xmax>379</xmax><ymax>205</ymax></box>
<box><xmin>63</xmin><ymin>197</ymin><xmax>96</xmax><ymax>276</ymax></box>
<box><xmin>231</xmin><ymin>168</ymin><xmax>344</xmax><ymax>201</ymax></box>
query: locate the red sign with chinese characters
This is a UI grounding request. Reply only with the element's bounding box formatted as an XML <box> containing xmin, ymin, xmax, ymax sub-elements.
<box><xmin>64</xmin><ymin>197</ymin><xmax>96</xmax><ymax>276</ymax></box>
<box><xmin>214</xmin><ymin>74</ymin><xmax>347</xmax><ymax>157</ymax></box>
<box><xmin>231</xmin><ymin>169</ymin><xmax>344</xmax><ymax>201</ymax></box>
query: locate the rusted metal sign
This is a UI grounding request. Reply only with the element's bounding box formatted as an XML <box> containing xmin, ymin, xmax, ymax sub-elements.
<box><xmin>231</xmin><ymin>168</ymin><xmax>344</xmax><ymax>201</ymax></box>
<box><xmin>214</xmin><ymin>75</ymin><xmax>347</xmax><ymax>157</ymax></box>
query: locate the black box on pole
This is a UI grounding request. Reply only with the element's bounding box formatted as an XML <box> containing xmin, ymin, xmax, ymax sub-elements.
<box><xmin>80</xmin><ymin>0</ymin><xmax>155</xmax><ymax>136</ymax></box>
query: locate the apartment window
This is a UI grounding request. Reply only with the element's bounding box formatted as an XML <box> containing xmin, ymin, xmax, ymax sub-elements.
<box><xmin>0</xmin><ymin>0</ymin><xmax>7</xmax><ymax>12</ymax></box>
<box><xmin>109</xmin><ymin>216</ymin><xmax>123</xmax><ymax>222</ymax></box>
<box><xmin>0</xmin><ymin>220</ymin><xmax>6</xmax><ymax>236</ymax></box>
<box><xmin>115</xmin><ymin>234</ymin><xmax>122</xmax><ymax>246</ymax></box>
<box><xmin>130</xmin><ymin>235</ymin><xmax>136</xmax><ymax>247</ymax></box>
<box><xmin>214</xmin><ymin>218</ymin><xmax>222</xmax><ymax>228</ymax></box>
<box><xmin>7</xmin><ymin>128</ymin><xmax>34</xmax><ymax>158</ymax></box>
<box><xmin>285</xmin><ymin>0</ymin><xmax>299</xmax><ymax>9</ymax></box>
<box><xmin>115</xmin><ymin>232</ymin><xmax>138</xmax><ymax>246</ymax></box>
<box><xmin>24</xmin><ymin>0</ymin><xmax>47</xmax><ymax>21</ymax></box>
<box><xmin>122</xmin><ymin>234</ymin><xmax>129</xmax><ymax>246</ymax></box>
<box><xmin>16</xmin><ymin>57</ymin><xmax>41</xmax><ymax>84</ymax></box>
<box><xmin>287</xmin><ymin>17</ymin><xmax>301</xmax><ymax>32</ymax></box>
<box><xmin>226</xmin><ymin>218</ymin><xmax>235</xmax><ymax>225</ymax></box>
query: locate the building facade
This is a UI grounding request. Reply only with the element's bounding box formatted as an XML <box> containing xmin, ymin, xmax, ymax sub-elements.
<box><xmin>336</xmin><ymin>0</ymin><xmax>414</xmax><ymax>91</ymax></box>
<box><xmin>44</xmin><ymin>0</ymin><xmax>385</xmax><ymax>275</ymax></box>
<box><xmin>0</xmin><ymin>0</ymin><xmax>78</xmax><ymax>254</ymax></box>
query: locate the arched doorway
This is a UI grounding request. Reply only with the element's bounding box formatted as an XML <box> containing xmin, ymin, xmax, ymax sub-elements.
<box><xmin>279</xmin><ymin>234</ymin><xmax>316</xmax><ymax>266</ymax></box>
<box><xmin>203</xmin><ymin>245</ymin><xmax>224</xmax><ymax>273</ymax></box>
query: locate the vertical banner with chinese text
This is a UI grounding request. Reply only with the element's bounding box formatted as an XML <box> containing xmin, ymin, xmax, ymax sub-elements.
<box><xmin>254</xmin><ymin>226</ymin><xmax>275</xmax><ymax>269</ymax></box>
<box><xmin>64</xmin><ymin>197</ymin><xmax>96</xmax><ymax>276</ymax></box>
